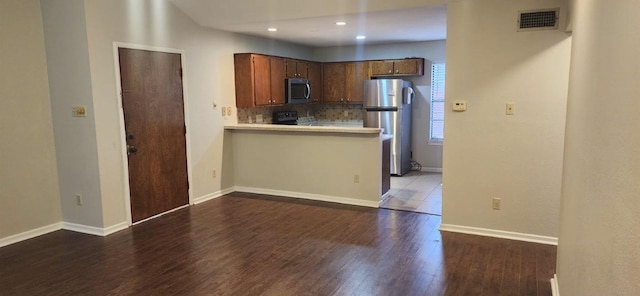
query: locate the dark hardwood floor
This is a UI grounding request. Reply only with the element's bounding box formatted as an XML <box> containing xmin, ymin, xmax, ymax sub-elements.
<box><xmin>0</xmin><ymin>193</ymin><xmax>556</xmax><ymax>295</ymax></box>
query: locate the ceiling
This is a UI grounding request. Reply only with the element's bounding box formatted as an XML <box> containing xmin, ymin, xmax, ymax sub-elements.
<box><xmin>168</xmin><ymin>0</ymin><xmax>447</xmax><ymax>47</ymax></box>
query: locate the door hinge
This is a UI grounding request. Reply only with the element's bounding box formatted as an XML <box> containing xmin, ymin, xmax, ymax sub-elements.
<box><xmin>179</xmin><ymin>68</ymin><xmax>183</xmax><ymax>78</ymax></box>
<box><xmin>184</xmin><ymin>125</ymin><xmax>187</xmax><ymax>135</ymax></box>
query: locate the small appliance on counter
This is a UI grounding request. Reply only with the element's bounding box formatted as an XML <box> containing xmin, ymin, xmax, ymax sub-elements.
<box><xmin>363</xmin><ymin>79</ymin><xmax>415</xmax><ymax>176</ymax></box>
<box><xmin>272</xmin><ymin>111</ymin><xmax>298</xmax><ymax>125</ymax></box>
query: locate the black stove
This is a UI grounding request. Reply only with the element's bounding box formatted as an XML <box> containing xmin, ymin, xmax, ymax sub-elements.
<box><xmin>272</xmin><ymin>111</ymin><xmax>298</xmax><ymax>125</ymax></box>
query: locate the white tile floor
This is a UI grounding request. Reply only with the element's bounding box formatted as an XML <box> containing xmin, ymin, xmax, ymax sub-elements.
<box><xmin>380</xmin><ymin>171</ymin><xmax>442</xmax><ymax>215</ymax></box>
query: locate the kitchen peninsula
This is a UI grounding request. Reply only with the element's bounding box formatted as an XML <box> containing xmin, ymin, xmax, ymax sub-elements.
<box><xmin>224</xmin><ymin>124</ymin><xmax>390</xmax><ymax>207</ymax></box>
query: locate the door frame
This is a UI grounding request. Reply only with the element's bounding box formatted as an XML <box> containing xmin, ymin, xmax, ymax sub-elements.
<box><xmin>112</xmin><ymin>42</ymin><xmax>193</xmax><ymax>226</ymax></box>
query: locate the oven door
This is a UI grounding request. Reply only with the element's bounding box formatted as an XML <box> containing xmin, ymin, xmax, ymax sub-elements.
<box><xmin>286</xmin><ymin>79</ymin><xmax>310</xmax><ymax>104</ymax></box>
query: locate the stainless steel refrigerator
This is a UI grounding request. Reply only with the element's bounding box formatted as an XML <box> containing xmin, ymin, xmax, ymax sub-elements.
<box><xmin>363</xmin><ymin>79</ymin><xmax>414</xmax><ymax>176</ymax></box>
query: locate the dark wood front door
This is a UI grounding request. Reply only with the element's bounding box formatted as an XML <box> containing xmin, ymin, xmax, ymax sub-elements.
<box><xmin>118</xmin><ymin>48</ymin><xmax>189</xmax><ymax>223</ymax></box>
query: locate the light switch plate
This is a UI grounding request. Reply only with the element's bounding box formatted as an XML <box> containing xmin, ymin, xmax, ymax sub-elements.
<box><xmin>453</xmin><ymin>101</ymin><xmax>467</xmax><ymax>112</ymax></box>
<box><xmin>72</xmin><ymin>106</ymin><xmax>87</xmax><ymax>117</ymax></box>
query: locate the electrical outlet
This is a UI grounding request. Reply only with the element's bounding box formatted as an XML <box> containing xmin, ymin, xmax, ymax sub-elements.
<box><xmin>221</xmin><ymin>107</ymin><xmax>226</xmax><ymax>116</ymax></box>
<box><xmin>354</xmin><ymin>174</ymin><xmax>360</xmax><ymax>183</ymax></box>
<box><xmin>344</xmin><ymin>110</ymin><xmax>349</xmax><ymax>117</ymax></box>
<box><xmin>212</xmin><ymin>169</ymin><xmax>217</xmax><ymax>178</ymax></box>
<box><xmin>256</xmin><ymin>114</ymin><xmax>263</xmax><ymax>123</ymax></box>
<box><xmin>226</xmin><ymin>107</ymin><xmax>232</xmax><ymax>116</ymax></box>
<box><xmin>76</xmin><ymin>194</ymin><xmax>83</xmax><ymax>206</ymax></box>
<box><xmin>506</xmin><ymin>103</ymin><xmax>515</xmax><ymax>115</ymax></box>
<box><xmin>492</xmin><ymin>197</ymin><xmax>501</xmax><ymax>210</ymax></box>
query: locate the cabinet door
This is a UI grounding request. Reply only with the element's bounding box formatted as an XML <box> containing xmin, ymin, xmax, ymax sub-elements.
<box><xmin>270</xmin><ymin>57</ymin><xmax>286</xmax><ymax>105</ymax></box>
<box><xmin>284</xmin><ymin>59</ymin><xmax>297</xmax><ymax>78</ymax></box>
<box><xmin>371</xmin><ymin>60</ymin><xmax>394</xmax><ymax>76</ymax></box>
<box><xmin>296</xmin><ymin>61</ymin><xmax>308</xmax><ymax>78</ymax></box>
<box><xmin>322</xmin><ymin>63</ymin><xmax>345</xmax><ymax>103</ymax></box>
<box><xmin>252</xmin><ymin>55</ymin><xmax>272</xmax><ymax>106</ymax></box>
<box><xmin>285</xmin><ymin>59</ymin><xmax>308</xmax><ymax>78</ymax></box>
<box><xmin>394</xmin><ymin>59</ymin><xmax>421</xmax><ymax>75</ymax></box>
<box><xmin>307</xmin><ymin>62</ymin><xmax>322</xmax><ymax>103</ymax></box>
<box><xmin>234</xmin><ymin>54</ymin><xmax>254</xmax><ymax>107</ymax></box>
<box><xmin>345</xmin><ymin>61</ymin><xmax>370</xmax><ymax>104</ymax></box>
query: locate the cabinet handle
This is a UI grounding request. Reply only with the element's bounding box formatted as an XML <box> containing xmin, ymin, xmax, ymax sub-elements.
<box><xmin>388</xmin><ymin>70</ymin><xmax>392</xmax><ymax>74</ymax></box>
<box><xmin>395</xmin><ymin>69</ymin><xmax>399</xmax><ymax>74</ymax></box>
<box><xmin>346</xmin><ymin>98</ymin><xmax>350</xmax><ymax>102</ymax></box>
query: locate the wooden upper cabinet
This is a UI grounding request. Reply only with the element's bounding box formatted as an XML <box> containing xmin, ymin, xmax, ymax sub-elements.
<box><xmin>345</xmin><ymin>61</ymin><xmax>370</xmax><ymax>104</ymax></box>
<box><xmin>371</xmin><ymin>60</ymin><xmax>395</xmax><ymax>76</ymax></box>
<box><xmin>252</xmin><ymin>55</ymin><xmax>271</xmax><ymax>106</ymax></box>
<box><xmin>235</xmin><ymin>53</ymin><xmax>423</xmax><ymax>108</ymax></box>
<box><xmin>323</xmin><ymin>61</ymin><xmax>370</xmax><ymax>104</ymax></box>
<box><xmin>322</xmin><ymin>63</ymin><xmax>346</xmax><ymax>103</ymax></box>
<box><xmin>285</xmin><ymin>59</ymin><xmax>308</xmax><ymax>78</ymax></box>
<box><xmin>270</xmin><ymin>57</ymin><xmax>286</xmax><ymax>105</ymax></box>
<box><xmin>234</xmin><ymin>53</ymin><xmax>285</xmax><ymax>107</ymax></box>
<box><xmin>307</xmin><ymin>62</ymin><xmax>322</xmax><ymax>103</ymax></box>
<box><xmin>370</xmin><ymin>58</ymin><xmax>424</xmax><ymax>77</ymax></box>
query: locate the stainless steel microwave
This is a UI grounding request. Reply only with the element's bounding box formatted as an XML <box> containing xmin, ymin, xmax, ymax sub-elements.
<box><xmin>286</xmin><ymin>78</ymin><xmax>310</xmax><ymax>104</ymax></box>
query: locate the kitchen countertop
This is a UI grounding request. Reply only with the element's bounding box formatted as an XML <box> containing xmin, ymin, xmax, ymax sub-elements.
<box><xmin>224</xmin><ymin>123</ymin><xmax>383</xmax><ymax>134</ymax></box>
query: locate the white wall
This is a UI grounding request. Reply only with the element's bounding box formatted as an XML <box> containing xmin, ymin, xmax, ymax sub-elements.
<box><xmin>40</xmin><ymin>0</ymin><xmax>104</xmax><ymax>228</ymax></box>
<box><xmin>442</xmin><ymin>0</ymin><xmax>571</xmax><ymax>238</ymax></box>
<box><xmin>314</xmin><ymin>41</ymin><xmax>446</xmax><ymax>169</ymax></box>
<box><xmin>556</xmin><ymin>0</ymin><xmax>640</xmax><ymax>294</ymax></box>
<box><xmin>0</xmin><ymin>0</ymin><xmax>62</xmax><ymax>239</ymax></box>
<box><xmin>230</xmin><ymin>129</ymin><xmax>381</xmax><ymax>206</ymax></box>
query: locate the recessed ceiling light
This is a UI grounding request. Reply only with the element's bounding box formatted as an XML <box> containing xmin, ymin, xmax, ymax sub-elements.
<box><xmin>356</xmin><ymin>35</ymin><xmax>366</xmax><ymax>40</ymax></box>
<box><xmin>336</xmin><ymin>22</ymin><xmax>346</xmax><ymax>26</ymax></box>
<box><xmin>267</xmin><ymin>28</ymin><xmax>277</xmax><ymax>32</ymax></box>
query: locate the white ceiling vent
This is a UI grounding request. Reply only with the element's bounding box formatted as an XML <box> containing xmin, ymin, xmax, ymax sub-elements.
<box><xmin>517</xmin><ymin>8</ymin><xmax>559</xmax><ymax>31</ymax></box>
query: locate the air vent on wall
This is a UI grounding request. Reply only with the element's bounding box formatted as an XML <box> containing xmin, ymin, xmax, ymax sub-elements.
<box><xmin>518</xmin><ymin>8</ymin><xmax>559</xmax><ymax>31</ymax></box>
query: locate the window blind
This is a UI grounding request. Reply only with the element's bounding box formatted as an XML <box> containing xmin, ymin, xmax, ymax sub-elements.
<box><xmin>430</xmin><ymin>63</ymin><xmax>445</xmax><ymax>142</ymax></box>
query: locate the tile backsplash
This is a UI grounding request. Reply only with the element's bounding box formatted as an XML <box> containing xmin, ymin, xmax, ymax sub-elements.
<box><xmin>237</xmin><ymin>103</ymin><xmax>364</xmax><ymax>124</ymax></box>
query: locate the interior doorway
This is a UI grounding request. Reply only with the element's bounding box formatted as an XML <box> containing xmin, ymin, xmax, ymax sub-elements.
<box><xmin>117</xmin><ymin>47</ymin><xmax>189</xmax><ymax>223</ymax></box>
<box><xmin>380</xmin><ymin>172</ymin><xmax>442</xmax><ymax>215</ymax></box>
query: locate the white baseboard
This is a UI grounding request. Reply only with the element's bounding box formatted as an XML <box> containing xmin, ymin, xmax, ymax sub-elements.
<box><xmin>421</xmin><ymin>167</ymin><xmax>443</xmax><ymax>173</ymax></box>
<box><xmin>551</xmin><ymin>274</ymin><xmax>560</xmax><ymax>296</ymax></box>
<box><xmin>193</xmin><ymin>187</ymin><xmax>234</xmax><ymax>205</ymax></box>
<box><xmin>439</xmin><ymin>224</ymin><xmax>558</xmax><ymax>245</ymax></box>
<box><xmin>0</xmin><ymin>223</ymin><xmax>62</xmax><ymax>248</ymax></box>
<box><xmin>234</xmin><ymin>186</ymin><xmax>379</xmax><ymax>208</ymax></box>
<box><xmin>380</xmin><ymin>190</ymin><xmax>391</xmax><ymax>204</ymax></box>
<box><xmin>62</xmin><ymin>221</ymin><xmax>128</xmax><ymax>237</ymax></box>
<box><xmin>102</xmin><ymin>222</ymin><xmax>129</xmax><ymax>236</ymax></box>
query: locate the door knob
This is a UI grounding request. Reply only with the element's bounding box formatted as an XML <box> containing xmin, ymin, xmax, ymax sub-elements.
<box><xmin>127</xmin><ymin>145</ymin><xmax>138</xmax><ymax>155</ymax></box>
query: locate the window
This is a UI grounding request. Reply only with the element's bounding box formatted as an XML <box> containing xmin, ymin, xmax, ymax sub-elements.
<box><xmin>430</xmin><ymin>63</ymin><xmax>445</xmax><ymax>143</ymax></box>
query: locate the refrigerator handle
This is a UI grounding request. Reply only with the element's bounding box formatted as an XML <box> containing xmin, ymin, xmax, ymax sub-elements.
<box><xmin>403</xmin><ymin>87</ymin><xmax>414</xmax><ymax>105</ymax></box>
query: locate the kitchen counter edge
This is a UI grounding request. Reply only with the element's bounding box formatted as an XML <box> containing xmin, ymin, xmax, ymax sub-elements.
<box><xmin>224</xmin><ymin>124</ymin><xmax>383</xmax><ymax>134</ymax></box>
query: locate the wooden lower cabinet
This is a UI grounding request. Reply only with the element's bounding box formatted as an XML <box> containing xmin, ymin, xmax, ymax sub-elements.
<box><xmin>322</xmin><ymin>61</ymin><xmax>370</xmax><ymax>104</ymax></box>
<box><xmin>234</xmin><ymin>53</ymin><xmax>285</xmax><ymax>107</ymax></box>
